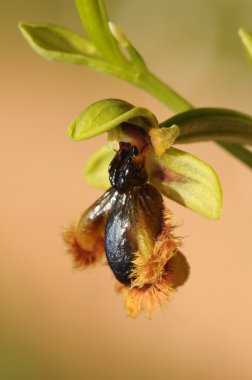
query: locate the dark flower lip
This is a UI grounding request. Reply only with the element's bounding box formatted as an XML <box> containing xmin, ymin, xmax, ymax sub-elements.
<box><xmin>105</xmin><ymin>142</ymin><xmax>166</xmax><ymax>286</ymax></box>
<box><xmin>105</xmin><ymin>184</ymin><xmax>164</xmax><ymax>286</ymax></box>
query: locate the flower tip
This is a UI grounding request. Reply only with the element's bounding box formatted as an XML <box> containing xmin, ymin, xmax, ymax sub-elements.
<box><xmin>117</xmin><ymin>278</ymin><xmax>175</xmax><ymax>318</ymax></box>
<box><xmin>18</xmin><ymin>21</ymin><xmax>25</xmax><ymax>31</ymax></box>
<box><xmin>238</xmin><ymin>27</ymin><xmax>246</xmax><ymax>39</ymax></box>
<box><xmin>108</xmin><ymin>21</ymin><xmax>129</xmax><ymax>48</ymax></box>
<box><xmin>238</xmin><ymin>27</ymin><xmax>243</xmax><ymax>36</ymax></box>
<box><xmin>18</xmin><ymin>22</ymin><xmax>32</xmax><ymax>41</ymax></box>
<box><xmin>68</xmin><ymin>119</ymin><xmax>77</xmax><ymax>141</ymax></box>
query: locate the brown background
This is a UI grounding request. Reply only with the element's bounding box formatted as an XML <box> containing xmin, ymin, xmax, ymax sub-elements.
<box><xmin>1</xmin><ymin>1</ymin><xmax>252</xmax><ymax>379</ymax></box>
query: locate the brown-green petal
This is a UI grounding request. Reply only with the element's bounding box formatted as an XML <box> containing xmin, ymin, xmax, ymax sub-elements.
<box><xmin>149</xmin><ymin>147</ymin><xmax>222</xmax><ymax>220</ymax></box>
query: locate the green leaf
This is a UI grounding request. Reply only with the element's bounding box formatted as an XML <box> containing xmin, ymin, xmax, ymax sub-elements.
<box><xmin>84</xmin><ymin>145</ymin><xmax>113</xmax><ymax>189</ymax></box>
<box><xmin>68</xmin><ymin>98</ymin><xmax>158</xmax><ymax>141</ymax></box>
<box><xmin>160</xmin><ymin>108</ymin><xmax>252</xmax><ymax>145</ymax></box>
<box><xmin>18</xmin><ymin>22</ymin><xmax>103</xmax><ymax>64</ymax></box>
<box><xmin>149</xmin><ymin>147</ymin><xmax>222</xmax><ymax>219</ymax></box>
<box><xmin>239</xmin><ymin>28</ymin><xmax>252</xmax><ymax>65</ymax></box>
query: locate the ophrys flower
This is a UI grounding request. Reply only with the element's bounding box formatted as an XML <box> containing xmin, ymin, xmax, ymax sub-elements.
<box><xmin>64</xmin><ymin>98</ymin><xmax>221</xmax><ymax>317</ymax></box>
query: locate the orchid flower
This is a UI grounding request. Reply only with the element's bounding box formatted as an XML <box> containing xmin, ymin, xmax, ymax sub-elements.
<box><xmin>64</xmin><ymin>98</ymin><xmax>221</xmax><ymax>317</ymax></box>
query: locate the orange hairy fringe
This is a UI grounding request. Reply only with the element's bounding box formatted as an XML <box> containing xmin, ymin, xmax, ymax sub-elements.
<box><xmin>63</xmin><ymin>223</ymin><xmax>104</xmax><ymax>269</ymax></box>
<box><xmin>116</xmin><ymin>209</ymin><xmax>183</xmax><ymax>318</ymax></box>
<box><xmin>116</xmin><ymin>270</ymin><xmax>175</xmax><ymax>318</ymax></box>
<box><xmin>130</xmin><ymin>210</ymin><xmax>182</xmax><ymax>288</ymax></box>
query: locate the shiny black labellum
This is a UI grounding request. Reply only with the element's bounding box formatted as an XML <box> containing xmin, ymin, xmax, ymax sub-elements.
<box><xmin>105</xmin><ymin>143</ymin><xmax>163</xmax><ymax>285</ymax></box>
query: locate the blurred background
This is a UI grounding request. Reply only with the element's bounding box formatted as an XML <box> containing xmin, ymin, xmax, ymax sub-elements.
<box><xmin>1</xmin><ymin>1</ymin><xmax>252</xmax><ymax>379</ymax></box>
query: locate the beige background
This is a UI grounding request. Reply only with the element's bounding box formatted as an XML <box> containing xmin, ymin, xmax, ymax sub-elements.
<box><xmin>1</xmin><ymin>1</ymin><xmax>252</xmax><ymax>379</ymax></box>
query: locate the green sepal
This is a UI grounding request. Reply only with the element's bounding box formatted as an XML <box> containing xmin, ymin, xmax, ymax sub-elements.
<box><xmin>18</xmin><ymin>22</ymin><xmax>103</xmax><ymax>64</ymax></box>
<box><xmin>68</xmin><ymin>98</ymin><xmax>158</xmax><ymax>141</ymax></box>
<box><xmin>84</xmin><ymin>145</ymin><xmax>113</xmax><ymax>189</ymax></box>
<box><xmin>239</xmin><ymin>28</ymin><xmax>252</xmax><ymax>65</ymax></box>
<box><xmin>149</xmin><ymin>147</ymin><xmax>222</xmax><ymax>220</ymax></box>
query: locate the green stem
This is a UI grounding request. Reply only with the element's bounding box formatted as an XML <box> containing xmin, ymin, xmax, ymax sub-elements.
<box><xmin>75</xmin><ymin>0</ymin><xmax>126</xmax><ymax>64</ymax></box>
<box><xmin>137</xmin><ymin>69</ymin><xmax>193</xmax><ymax>113</ymax></box>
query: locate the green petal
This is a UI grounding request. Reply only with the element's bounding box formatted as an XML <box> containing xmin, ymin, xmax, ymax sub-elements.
<box><xmin>84</xmin><ymin>146</ymin><xmax>114</xmax><ymax>189</ymax></box>
<box><xmin>18</xmin><ymin>22</ymin><xmax>102</xmax><ymax>64</ymax></box>
<box><xmin>68</xmin><ymin>98</ymin><xmax>158</xmax><ymax>141</ymax></box>
<box><xmin>149</xmin><ymin>147</ymin><xmax>222</xmax><ymax>219</ymax></box>
<box><xmin>239</xmin><ymin>28</ymin><xmax>252</xmax><ymax>65</ymax></box>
